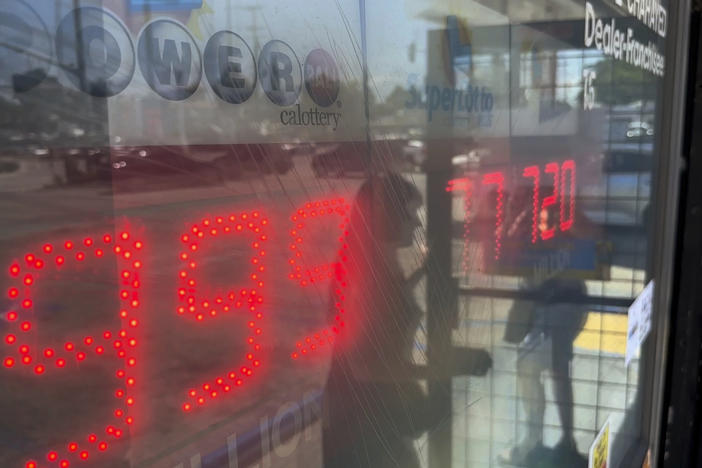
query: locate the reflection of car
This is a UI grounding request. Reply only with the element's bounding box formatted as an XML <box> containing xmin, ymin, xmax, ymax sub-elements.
<box><xmin>581</xmin><ymin>148</ymin><xmax>651</xmax><ymax>227</ymax></box>
<box><xmin>210</xmin><ymin>144</ymin><xmax>293</xmax><ymax>176</ymax></box>
<box><xmin>451</xmin><ymin>149</ymin><xmax>485</xmax><ymax>171</ymax></box>
<box><xmin>0</xmin><ymin>152</ymin><xmax>66</xmax><ymax>192</ymax></box>
<box><xmin>60</xmin><ymin>146</ymin><xmax>111</xmax><ymax>182</ymax></box>
<box><xmin>402</xmin><ymin>140</ymin><xmax>425</xmax><ymax>171</ymax></box>
<box><xmin>626</xmin><ymin>121</ymin><xmax>654</xmax><ymax>139</ymax></box>
<box><xmin>280</xmin><ymin>142</ymin><xmax>304</xmax><ymax>156</ymax></box>
<box><xmin>110</xmin><ymin>144</ymin><xmax>293</xmax><ymax>182</ymax></box>
<box><xmin>311</xmin><ymin>144</ymin><xmax>365</xmax><ymax>177</ymax></box>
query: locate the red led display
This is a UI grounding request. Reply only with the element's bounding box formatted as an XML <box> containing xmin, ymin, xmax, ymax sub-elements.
<box><xmin>176</xmin><ymin>211</ymin><xmax>267</xmax><ymax>412</ymax></box>
<box><xmin>540</xmin><ymin>162</ymin><xmax>560</xmax><ymax>240</ymax></box>
<box><xmin>3</xmin><ymin>231</ymin><xmax>142</xmax><ymax>468</ymax></box>
<box><xmin>287</xmin><ymin>199</ymin><xmax>349</xmax><ymax>286</ymax></box>
<box><xmin>482</xmin><ymin>172</ymin><xmax>505</xmax><ymax>260</ymax></box>
<box><xmin>288</xmin><ymin>198</ymin><xmax>351</xmax><ymax>359</ymax></box>
<box><xmin>522</xmin><ymin>166</ymin><xmax>540</xmax><ymax>244</ymax></box>
<box><xmin>449</xmin><ymin>160</ymin><xmax>578</xmax><ymax>252</ymax></box>
<box><xmin>560</xmin><ymin>160</ymin><xmax>576</xmax><ymax>231</ymax></box>
<box><xmin>521</xmin><ymin>160</ymin><xmax>576</xmax><ymax>240</ymax></box>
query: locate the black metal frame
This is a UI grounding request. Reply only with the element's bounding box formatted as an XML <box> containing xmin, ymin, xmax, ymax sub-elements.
<box><xmin>659</xmin><ymin>3</ymin><xmax>702</xmax><ymax>467</ymax></box>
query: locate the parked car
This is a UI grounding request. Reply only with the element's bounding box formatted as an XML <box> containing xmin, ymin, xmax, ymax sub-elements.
<box><xmin>581</xmin><ymin>146</ymin><xmax>652</xmax><ymax>228</ymax></box>
<box><xmin>626</xmin><ymin>121</ymin><xmax>655</xmax><ymax>139</ymax></box>
<box><xmin>110</xmin><ymin>143</ymin><xmax>293</xmax><ymax>183</ymax></box>
<box><xmin>311</xmin><ymin>144</ymin><xmax>366</xmax><ymax>177</ymax></box>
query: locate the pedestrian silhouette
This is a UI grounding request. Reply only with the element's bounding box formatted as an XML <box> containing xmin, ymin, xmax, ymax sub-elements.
<box><xmin>323</xmin><ymin>173</ymin><xmax>492</xmax><ymax>468</ymax></box>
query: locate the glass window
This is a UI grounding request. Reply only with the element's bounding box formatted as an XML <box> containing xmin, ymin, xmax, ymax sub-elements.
<box><xmin>0</xmin><ymin>0</ymin><xmax>676</xmax><ymax>467</ymax></box>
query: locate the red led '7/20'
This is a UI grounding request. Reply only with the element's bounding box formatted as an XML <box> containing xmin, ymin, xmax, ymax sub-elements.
<box><xmin>541</xmin><ymin>162</ymin><xmax>560</xmax><ymax>240</ymax></box>
<box><xmin>559</xmin><ymin>160</ymin><xmax>576</xmax><ymax>231</ymax></box>
<box><xmin>176</xmin><ymin>211</ymin><xmax>267</xmax><ymax>412</ymax></box>
<box><xmin>482</xmin><ymin>172</ymin><xmax>505</xmax><ymax>260</ymax></box>
<box><xmin>521</xmin><ymin>160</ymin><xmax>576</xmax><ymax>241</ymax></box>
<box><xmin>4</xmin><ymin>232</ymin><xmax>143</xmax><ymax>468</ymax></box>
<box><xmin>522</xmin><ymin>166</ymin><xmax>540</xmax><ymax>244</ymax></box>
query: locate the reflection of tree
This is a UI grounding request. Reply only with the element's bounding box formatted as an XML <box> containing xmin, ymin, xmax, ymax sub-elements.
<box><xmin>342</xmin><ymin>78</ymin><xmax>374</xmax><ymax>109</ymax></box>
<box><xmin>591</xmin><ymin>59</ymin><xmax>656</xmax><ymax>106</ymax></box>
<box><xmin>373</xmin><ymin>85</ymin><xmax>409</xmax><ymax>117</ymax></box>
<box><xmin>1</xmin><ymin>73</ymin><xmax>106</xmax><ymax>150</ymax></box>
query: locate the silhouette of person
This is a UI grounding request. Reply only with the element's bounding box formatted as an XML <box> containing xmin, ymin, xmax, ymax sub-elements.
<box><xmin>499</xmin><ymin>185</ymin><xmax>589</xmax><ymax>467</ymax></box>
<box><xmin>322</xmin><ymin>173</ymin><xmax>492</xmax><ymax>468</ymax></box>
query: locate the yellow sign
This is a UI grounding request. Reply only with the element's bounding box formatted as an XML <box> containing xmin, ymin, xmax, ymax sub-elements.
<box><xmin>589</xmin><ymin>419</ymin><xmax>611</xmax><ymax>468</ymax></box>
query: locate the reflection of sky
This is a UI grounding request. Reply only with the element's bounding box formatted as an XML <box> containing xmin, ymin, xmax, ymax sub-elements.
<box><xmin>365</xmin><ymin>2</ymin><xmax>433</xmax><ymax>99</ymax></box>
<box><xmin>0</xmin><ymin>1</ymin><xmax>59</xmax><ymax>98</ymax></box>
<box><xmin>0</xmin><ymin>1</ymin><xmax>82</xmax><ymax>83</ymax></box>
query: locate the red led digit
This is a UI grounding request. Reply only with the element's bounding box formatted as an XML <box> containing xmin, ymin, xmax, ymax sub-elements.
<box><xmin>447</xmin><ymin>178</ymin><xmax>473</xmax><ymax>273</ymax></box>
<box><xmin>177</xmin><ymin>211</ymin><xmax>267</xmax><ymax>411</ymax></box>
<box><xmin>541</xmin><ymin>162</ymin><xmax>560</xmax><ymax>240</ymax></box>
<box><xmin>3</xmin><ymin>230</ymin><xmax>142</xmax><ymax>468</ymax></box>
<box><xmin>287</xmin><ymin>198</ymin><xmax>349</xmax><ymax>287</ymax></box>
<box><xmin>559</xmin><ymin>159</ymin><xmax>576</xmax><ymax>232</ymax></box>
<box><xmin>288</xmin><ymin>198</ymin><xmax>351</xmax><ymax>359</ymax></box>
<box><xmin>522</xmin><ymin>166</ymin><xmax>540</xmax><ymax>244</ymax></box>
<box><xmin>482</xmin><ymin>172</ymin><xmax>505</xmax><ymax>260</ymax></box>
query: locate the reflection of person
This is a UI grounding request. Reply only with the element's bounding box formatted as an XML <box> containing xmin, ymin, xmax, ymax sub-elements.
<box><xmin>323</xmin><ymin>173</ymin><xmax>492</xmax><ymax>468</ymax></box>
<box><xmin>499</xmin><ymin>186</ymin><xmax>588</xmax><ymax>466</ymax></box>
<box><xmin>502</xmin><ymin>277</ymin><xmax>587</xmax><ymax>464</ymax></box>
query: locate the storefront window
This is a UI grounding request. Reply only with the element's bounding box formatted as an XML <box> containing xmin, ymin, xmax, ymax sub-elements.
<box><xmin>0</xmin><ymin>1</ymin><xmax>675</xmax><ymax>467</ymax></box>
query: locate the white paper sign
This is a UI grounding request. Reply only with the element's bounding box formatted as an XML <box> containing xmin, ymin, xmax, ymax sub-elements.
<box><xmin>626</xmin><ymin>280</ymin><xmax>654</xmax><ymax>366</ymax></box>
